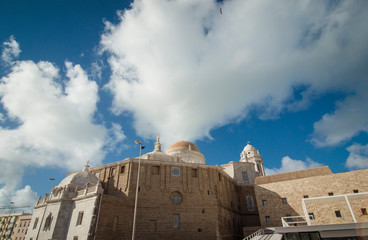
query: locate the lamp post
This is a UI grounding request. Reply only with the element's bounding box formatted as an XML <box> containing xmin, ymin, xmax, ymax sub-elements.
<box><xmin>132</xmin><ymin>140</ymin><xmax>144</xmax><ymax>240</ymax></box>
<box><xmin>49</xmin><ymin>178</ymin><xmax>55</xmax><ymax>200</ymax></box>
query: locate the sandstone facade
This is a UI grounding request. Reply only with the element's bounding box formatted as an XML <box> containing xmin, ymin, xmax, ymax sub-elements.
<box><xmin>255</xmin><ymin>167</ymin><xmax>368</xmax><ymax>228</ymax></box>
<box><xmin>24</xmin><ymin>139</ymin><xmax>368</xmax><ymax>240</ymax></box>
<box><xmin>89</xmin><ymin>158</ymin><xmax>260</xmax><ymax>240</ymax></box>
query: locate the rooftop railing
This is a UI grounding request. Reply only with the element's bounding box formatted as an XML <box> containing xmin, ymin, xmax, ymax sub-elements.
<box><xmin>281</xmin><ymin>215</ymin><xmax>315</xmax><ymax>227</ymax></box>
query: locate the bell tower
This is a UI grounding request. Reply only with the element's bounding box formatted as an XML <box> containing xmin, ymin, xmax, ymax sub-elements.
<box><xmin>240</xmin><ymin>142</ymin><xmax>265</xmax><ymax>177</ymax></box>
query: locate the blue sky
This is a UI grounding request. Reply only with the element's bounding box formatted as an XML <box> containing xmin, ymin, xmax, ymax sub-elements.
<box><xmin>0</xmin><ymin>0</ymin><xmax>367</xmax><ymax>212</ymax></box>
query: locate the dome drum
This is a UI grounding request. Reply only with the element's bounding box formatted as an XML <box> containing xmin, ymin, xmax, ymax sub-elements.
<box><xmin>166</xmin><ymin>141</ymin><xmax>206</xmax><ymax>164</ymax></box>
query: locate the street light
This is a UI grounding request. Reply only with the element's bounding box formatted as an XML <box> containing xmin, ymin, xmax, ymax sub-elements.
<box><xmin>132</xmin><ymin>140</ymin><xmax>144</xmax><ymax>240</ymax></box>
<box><xmin>49</xmin><ymin>178</ymin><xmax>56</xmax><ymax>200</ymax></box>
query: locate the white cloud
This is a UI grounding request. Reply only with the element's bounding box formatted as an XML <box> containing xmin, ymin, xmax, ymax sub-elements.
<box><xmin>265</xmin><ymin>156</ymin><xmax>323</xmax><ymax>175</ymax></box>
<box><xmin>0</xmin><ymin>185</ymin><xmax>37</xmax><ymax>214</ymax></box>
<box><xmin>0</xmin><ymin>40</ymin><xmax>126</xmax><ymax>207</ymax></box>
<box><xmin>0</xmin><ymin>60</ymin><xmax>106</xmax><ymax>169</ymax></box>
<box><xmin>90</xmin><ymin>61</ymin><xmax>103</xmax><ymax>80</ymax></box>
<box><xmin>100</xmin><ymin>0</ymin><xmax>368</xmax><ymax>146</ymax></box>
<box><xmin>1</xmin><ymin>35</ymin><xmax>21</xmax><ymax>64</ymax></box>
<box><xmin>311</xmin><ymin>80</ymin><xmax>368</xmax><ymax>147</ymax></box>
<box><xmin>346</xmin><ymin>143</ymin><xmax>368</xmax><ymax>170</ymax></box>
<box><xmin>106</xmin><ymin>123</ymin><xmax>127</xmax><ymax>153</ymax></box>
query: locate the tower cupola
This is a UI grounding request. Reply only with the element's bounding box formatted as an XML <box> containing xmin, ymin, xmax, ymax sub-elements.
<box><xmin>240</xmin><ymin>142</ymin><xmax>265</xmax><ymax>176</ymax></box>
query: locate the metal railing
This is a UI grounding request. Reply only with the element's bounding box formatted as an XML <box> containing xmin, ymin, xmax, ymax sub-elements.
<box><xmin>243</xmin><ymin>229</ymin><xmax>264</xmax><ymax>240</ymax></box>
<box><xmin>281</xmin><ymin>215</ymin><xmax>315</xmax><ymax>227</ymax></box>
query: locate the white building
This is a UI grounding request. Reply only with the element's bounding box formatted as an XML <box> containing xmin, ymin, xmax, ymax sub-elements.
<box><xmin>27</xmin><ymin>163</ymin><xmax>103</xmax><ymax>240</ymax></box>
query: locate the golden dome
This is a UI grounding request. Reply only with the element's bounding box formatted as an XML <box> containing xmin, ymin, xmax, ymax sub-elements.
<box><xmin>166</xmin><ymin>141</ymin><xmax>201</xmax><ymax>153</ymax></box>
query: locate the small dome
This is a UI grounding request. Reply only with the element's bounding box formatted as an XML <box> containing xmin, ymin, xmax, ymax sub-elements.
<box><xmin>166</xmin><ymin>141</ymin><xmax>205</xmax><ymax>164</ymax></box>
<box><xmin>58</xmin><ymin>164</ymin><xmax>99</xmax><ymax>189</ymax></box>
<box><xmin>243</xmin><ymin>143</ymin><xmax>256</xmax><ymax>152</ymax></box>
<box><xmin>167</xmin><ymin>141</ymin><xmax>200</xmax><ymax>153</ymax></box>
<box><xmin>240</xmin><ymin>142</ymin><xmax>262</xmax><ymax>162</ymax></box>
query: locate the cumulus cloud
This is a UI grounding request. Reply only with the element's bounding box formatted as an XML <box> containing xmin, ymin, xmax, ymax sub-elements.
<box><xmin>100</xmin><ymin>0</ymin><xmax>368</xmax><ymax>146</ymax></box>
<box><xmin>346</xmin><ymin>143</ymin><xmax>368</xmax><ymax>169</ymax></box>
<box><xmin>0</xmin><ymin>38</ymin><xmax>125</xmax><ymax>209</ymax></box>
<box><xmin>311</xmin><ymin>80</ymin><xmax>368</xmax><ymax>147</ymax></box>
<box><xmin>0</xmin><ymin>60</ymin><xmax>106</xmax><ymax>169</ymax></box>
<box><xmin>1</xmin><ymin>35</ymin><xmax>21</xmax><ymax>64</ymax></box>
<box><xmin>265</xmin><ymin>156</ymin><xmax>323</xmax><ymax>175</ymax></box>
<box><xmin>0</xmin><ymin>185</ymin><xmax>38</xmax><ymax>214</ymax></box>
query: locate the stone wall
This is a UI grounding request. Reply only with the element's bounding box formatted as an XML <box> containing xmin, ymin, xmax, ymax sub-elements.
<box><xmin>91</xmin><ymin>158</ymin><xmax>255</xmax><ymax>240</ymax></box>
<box><xmin>255</xmin><ymin>166</ymin><xmax>333</xmax><ymax>185</ymax></box>
<box><xmin>221</xmin><ymin>161</ymin><xmax>258</xmax><ymax>185</ymax></box>
<box><xmin>66</xmin><ymin>196</ymin><xmax>99</xmax><ymax>240</ymax></box>
<box><xmin>255</xmin><ymin>168</ymin><xmax>368</xmax><ymax>227</ymax></box>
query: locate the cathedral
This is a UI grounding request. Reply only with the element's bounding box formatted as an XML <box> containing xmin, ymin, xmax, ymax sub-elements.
<box><xmin>26</xmin><ymin>138</ymin><xmax>368</xmax><ymax>240</ymax></box>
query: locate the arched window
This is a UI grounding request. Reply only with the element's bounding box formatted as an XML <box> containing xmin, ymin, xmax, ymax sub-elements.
<box><xmin>246</xmin><ymin>196</ymin><xmax>255</xmax><ymax>211</ymax></box>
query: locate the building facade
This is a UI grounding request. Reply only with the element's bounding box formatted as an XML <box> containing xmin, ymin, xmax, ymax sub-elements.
<box><xmin>13</xmin><ymin>213</ymin><xmax>32</xmax><ymax>240</ymax></box>
<box><xmin>25</xmin><ymin>138</ymin><xmax>368</xmax><ymax>240</ymax></box>
<box><xmin>255</xmin><ymin>167</ymin><xmax>368</xmax><ymax>228</ymax></box>
<box><xmin>27</xmin><ymin>164</ymin><xmax>103</xmax><ymax>240</ymax></box>
<box><xmin>0</xmin><ymin>212</ymin><xmax>32</xmax><ymax>240</ymax></box>
<box><xmin>88</xmin><ymin>139</ymin><xmax>262</xmax><ymax>240</ymax></box>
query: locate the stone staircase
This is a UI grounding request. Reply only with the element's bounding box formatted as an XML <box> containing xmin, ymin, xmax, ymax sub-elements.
<box><xmin>243</xmin><ymin>229</ymin><xmax>282</xmax><ymax>240</ymax></box>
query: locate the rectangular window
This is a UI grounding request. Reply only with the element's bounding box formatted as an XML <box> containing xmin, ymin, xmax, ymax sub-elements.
<box><xmin>76</xmin><ymin>211</ymin><xmax>84</xmax><ymax>226</ymax></box>
<box><xmin>286</xmin><ymin>214</ymin><xmax>292</xmax><ymax>222</ymax></box>
<box><xmin>173</xmin><ymin>215</ymin><xmax>180</xmax><ymax>227</ymax></box>
<box><xmin>192</xmin><ymin>169</ymin><xmax>198</xmax><ymax>178</ymax></box>
<box><xmin>120</xmin><ymin>166</ymin><xmax>125</xmax><ymax>174</ymax></box>
<box><xmin>242</xmin><ymin>171</ymin><xmax>249</xmax><ymax>182</ymax></box>
<box><xmin>309</xmin><ymin>212</ymin><xmax>315</xmax><ymax>220</ymax></box>
<box><xmin>265</xmin><ymin>216</ymin><xmax>270</xmax><ymax>222</ymax></box>
<box><xmin>172</xmin><ymin>167</ymin><xmax>180</xmax><ymax>176</ymax></box>
<box><xmin>353</xmin><ymin>189</ymin><xmax>359</xmax><ymax>193</ymax></box>
<box><xmin>335</xmin><ymin>210</ymin><xmax>342</xmax><ymax>217</ymax></box>
<box><xmin>282</xmin><ymin>198</ymin><xmax>287</xmax><ymax>204</ymax></box>
<box><xmin>246</xmin><ymin>196</ymin><xmax>255</xmax><ymax>211</ymax></box>
<box><xmin>152</xmin><ymin>166</ymin><xmax>160</xmax><ymax>175</ymax></box>
<box><xmin>285</xmin><ymin>232</ymin><xmax>321</xmax><ymax>240</ymax></box>
<box><xmin>328</xmin><ymin>192</ymin><xmax>334</xmax><ymax>196</ymax></box>
<box><xmin>73</xmin><ymin>237</ymin><xmax>78</xmax><ymax>240</ymax></box>
<box><xmin>262</xmin><ymin>200</ymin><xmax>267</xmax><ymax>206</ymax></box>
<box><xmin>361</xmin><ymin>208</ymin><xmax>367</xmax><ymax>215</ymax></box>
<box><xmin>304</xmin><ymin>195</ymin><xmax>309</xmax><ymax>198</ymax></box>
<box><xmin>218</xmin><ymin>173</ymin><xmax>222</xmax><ymax>182</ymax></box>
<box><xmin>33</xmin><ymin>218</ymin><xmax>39</xmax><ymax>229</ymax></box>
